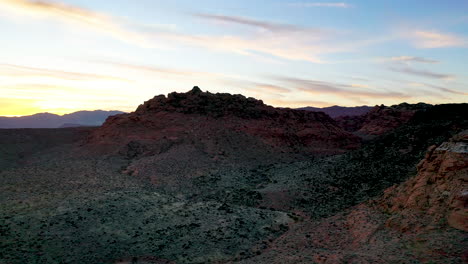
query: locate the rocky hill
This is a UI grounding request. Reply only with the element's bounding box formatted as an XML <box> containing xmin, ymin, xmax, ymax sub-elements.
<box><xmin>88</xmin><ymin>87</ymin><xmax>361</xmax><ymax>191</ymax></box>
<box><xmin>91</xmin><ymin>87</ymin><xmax>360</xmax><ymax>154</ymax></box>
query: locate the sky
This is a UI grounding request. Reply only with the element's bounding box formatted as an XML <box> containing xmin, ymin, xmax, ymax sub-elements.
<box><xmin>0</xmin><ymin>0</ymin><xmax>467</xmax><ymax>116</ymax></box>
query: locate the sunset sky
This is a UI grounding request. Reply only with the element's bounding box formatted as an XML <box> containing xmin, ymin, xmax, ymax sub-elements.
<box><xmin>1</xmin><ymin>0</ymin><xmax>467</xmax><ymax>116</ymax></box>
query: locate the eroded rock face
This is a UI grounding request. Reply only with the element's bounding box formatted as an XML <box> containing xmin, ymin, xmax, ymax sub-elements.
<box><xmin>378</xmin><ymin>130</ymin><xmax>468</xmax><ymax>232</ymax></box>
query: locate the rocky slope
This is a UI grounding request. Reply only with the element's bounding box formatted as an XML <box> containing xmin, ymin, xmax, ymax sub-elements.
<box><xmin>239</xmin><ymin>130</ymin><xmax>468</xmax><ymax>264</ymax></box>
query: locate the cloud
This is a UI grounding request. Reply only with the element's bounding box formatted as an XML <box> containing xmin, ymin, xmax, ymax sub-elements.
<box><xmin>0</xmin><ymin>0</ymin><xmax>155</xmax><ymax>48</ymax></box>
<box><xmin>252</xmin><ymin>83</ymin><xmax>291</xmax><ymax>93</ymax></box>
<box><xmin>214</xmin><ymin>77</ymin><xmax>292</xmax><ymax>96</ymax></box>
<box><xmin>407</xmin><ymin>82</ymin><xmax>424</xmax><ymax>87</ymax></box>
<box><xmin>348</xmin><ymin>83</ymin><xmax>370</xmax><ymax>88</ymax></box>
<box><xmin>422</xmin><ymin>83</ymin><xmax>468</xmax><ymax>95</ymax></box>
<box><xmin>389</xmin><ymin>65</ymin><xmax>454</xmax><ymax>80</ymax></box>
<box><xmin>193</xmin><ymin>13</ymin><xmax>316</xmax><ymax>34</ymax></box>
<box><xmin>0</xmin><ymin>63</ymin><xmax>131</xmax><ymax>82</ymax></box>
<box><xmin>97</xmin><ymin>61</ymin><xmax>226</xmax><ymax>80</ymax></box>
<box><xmin>390</xmin><ymin>56</ymin><xmax>439</xmax><ymax>64</ymax></box>
<box><xmin>266</xmin><ymin>99</ymin><xmax>332</xmax><ymax>108</ymax></box>
<box><xmin>277</xmin><ymin>77</ymin><xmax>408</xmax><ymax>100</ymax></box>
<box><xmin>189</xmin><ymin>13</ymin><xmax>392</xmax><ymax>63</ymax></box>
<box><xmin>190</xmin><ymin>13</ymin><xmax>339</xmax><ymax>63</ymax></box>
<box><xmin>0</xmin><ymin>1</ymin><xmax>383</xmax><ymax>63</ymax></box>
<box><xmin>289</xmin><ymin>2</ymin><xmax>351</xmax><ymax>8</ymax></box>
<box><xmin>405</xmin><ymin>30</ymin><xmax>467</xmax><ymax>48</ymax></box>
<box><xmin>97</xmin><ymin>60</ymin><xmax>292</xmax><ymax>96</ymax></box>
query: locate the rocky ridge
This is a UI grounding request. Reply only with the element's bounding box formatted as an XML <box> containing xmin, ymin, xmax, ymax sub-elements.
<box><xmin>335</xmin><ymin>104</ymin><xmax>419</xmax><ymax>137</ymax></box>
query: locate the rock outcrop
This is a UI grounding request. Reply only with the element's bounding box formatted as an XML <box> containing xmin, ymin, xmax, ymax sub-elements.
<box><xmin>378</xmin><ymin>130</ymin><xmax>468</xmax><ymax>232</ymax></box>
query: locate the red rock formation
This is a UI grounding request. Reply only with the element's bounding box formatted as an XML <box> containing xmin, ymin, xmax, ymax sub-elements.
<box><xmin>379</xmin><ymin>130</ymin><xmax>468</xmax><ymax>232</ymax></box>
<box><xmin>90</xmin><ymin>87</ymin><xmax>361</xmax><ymax>155</ymax></box>
<box><xmin>87</xmin><ymin>87</ymin><xmax>362</xmax><ymax>190</ymax></box>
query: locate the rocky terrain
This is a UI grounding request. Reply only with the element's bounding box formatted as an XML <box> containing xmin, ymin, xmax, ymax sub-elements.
<box><xmin>1</xmin><ymin>87</ymin><xmax>467</xmax><ymax>263</ymax></box>
<box><xmin>239</xmin><ymin>130</ymin><xmax>468</xmax><ymax>264</ymax></box>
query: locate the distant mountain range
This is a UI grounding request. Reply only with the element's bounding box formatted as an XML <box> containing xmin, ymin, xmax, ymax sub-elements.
<box><xmin>0</xmin><ymin>105</ymin><xmax>374</xmax><ymax>129</ymax></box>
<box><xmin>298</xmin><ymin>105</ymin><xmax>373</xmax><ymax>118</ymax></box>
<box><xmin>0</xmin><ymin>110</ymin><xmax>125</xmax><ymax>128</ymax></box>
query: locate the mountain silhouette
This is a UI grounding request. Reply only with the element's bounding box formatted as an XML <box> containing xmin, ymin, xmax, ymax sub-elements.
<box><xmin>0</xmin><ymin>110</ymin><xmax>124</xmax><ymax>128</ymax></box>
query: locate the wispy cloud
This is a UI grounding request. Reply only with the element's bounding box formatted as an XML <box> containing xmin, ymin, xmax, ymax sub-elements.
<box><xmin>266</xmin><ymin>99</ymin><xmax>332</xmax><ymax>108</ymax></box>
<box><xmin>404</xmin><ymin>30</ymin><xmax>468</xmax><ymax>48</ymax></box>
<box><xmin>0</xmin><ymin>1</ymin><xmax>382</xmax><ymax>63</ymax></box>
<box><xmin>96</xmin><ymin>60</ymin><xmax>292</xmax><ymax>96</ymax></box>
<box><xmin>0</xmin><ymin>63</ymin><xmax>131</xmax><ymax>82</ymax></box>
<box><xmin>289</xmin><ymin>2</ymin><xmax>351</xmax><ymax>8</ymax></box>
<box><xmin>389</xmin><ymin>65</ymin><xmax>455</xmax><ymax>80</ymax></box>
<box><xmin>253</xmin><ymin>83</ymin><xmax>291</xmax><ymax>93</ymax></box>
<box><xmin>277</xmin><ymin>77</ymin><xmax>408</xmax><ymax>100</ymax></box>
<box><xmin>191</xmin><ymin>13</ymin><xmax>337</xmax><ymax>63</ymax></box>
<box><xmin>422</xmin><ymin>83</ymin><xmax>468</xmax><ymax>95</ymax></box>
<box><xmin>389</xmin><ymin>56</ymin><xmax>439</xmax><ymax>64</ymax></box>
<box><xmin>193</xmin><ymin>13</ymin><xmax>318</xmax><ymax>34</ymax></box>
<box><xmin>0</xmin><ymin>0</ymin><xmax>155</xmax><ymax>48</ymax></box>
<box><xmin>97</xmin><ymin>61</ymin><xmax>226</xmax><ymax>80</ymax></box>
<box><xmin>348</xmin><ymin>83</ymin><xmax>370</xmax><ymax>88</ymax></box>
<box><xmin>190</xmin><ymin>13</ymin><xmax>390</xmax><ymax>63</ymax></box>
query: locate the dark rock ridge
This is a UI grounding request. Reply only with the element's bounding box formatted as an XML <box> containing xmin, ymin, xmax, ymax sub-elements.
<box><xmin>335</xmin><ymin>103</ymin><xmax>429</xmax><ymax>137</ymax></box>
<box><xmin>299</xmin><ymin>105</ymin><xmax>373</xmax><ymax>118</ymax></box>
<box><xmin>137</xmin><ymin>86</ymin><xmax>326</xmax><ymax>120</ymax></box>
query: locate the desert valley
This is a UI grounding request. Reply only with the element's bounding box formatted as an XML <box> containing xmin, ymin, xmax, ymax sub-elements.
<box><xmin>1</xmin><ymin>87</ymin><xmax>467</xmax><ymax>263</ymax></box>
